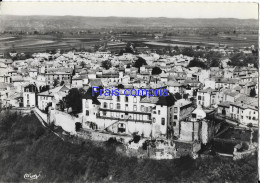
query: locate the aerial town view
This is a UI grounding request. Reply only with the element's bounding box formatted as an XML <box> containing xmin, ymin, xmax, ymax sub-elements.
<box><xmin>0</xmin><ymin>2</ymin><xmax>258</xmax><ymax>182</ymax></box>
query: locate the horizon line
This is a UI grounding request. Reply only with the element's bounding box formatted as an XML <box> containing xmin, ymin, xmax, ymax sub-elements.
<box><xmin>1</xmin><ymin>15</ymin><xmax>258</xmax><ymax>20</ymax></box>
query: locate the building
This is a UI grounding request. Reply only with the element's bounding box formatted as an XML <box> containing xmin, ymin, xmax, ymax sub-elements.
<box><xmin>168</xmin><ymin>98</ymin><xmax>194</xmax><ymax>138</ymax></box>
<box><xmin>82</xmin><ymin>89</ymin><xmax>176</xmax><ymax>139</ymax></box>
<box><xmin>23</xmin><ymin>84</ymin><xmax>38</xmax><ymax>107</ymax></box>
<box><xmin>197</xmin><ymin>87</ymin><xmax>217</xmax><ymax>108</ymax></box>
<box><xmin>37</xmin><ymin>85</ymin><xmax>69</xmax><ymax>110</ymax></box>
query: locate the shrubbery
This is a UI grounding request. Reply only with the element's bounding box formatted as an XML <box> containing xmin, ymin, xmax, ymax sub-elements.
<box><xmin>0</xmin><ymin>112</ymin><xmax>257</xmax><ymax>182</ymax></box>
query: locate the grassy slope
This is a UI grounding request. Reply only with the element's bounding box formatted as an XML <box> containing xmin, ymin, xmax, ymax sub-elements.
<box><xmin>0</xmin><ymin>111</ymin><xmax>257</xmax><ymax>182</ymax></box>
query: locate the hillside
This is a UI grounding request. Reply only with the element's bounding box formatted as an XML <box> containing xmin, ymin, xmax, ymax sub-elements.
<box><xmin>0</xmin><ymin>111</ymin><xmax>257</xmax><ymax>182</ymax></box>
<box><xmin>0</xmin><ymin>15</ymin><xmax>258</xmax><ymax>32</ymax></box>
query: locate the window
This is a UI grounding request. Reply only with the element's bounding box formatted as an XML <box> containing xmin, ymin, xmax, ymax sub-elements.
<box><xmin>104</xmin><ymin>102</ymin><xmax>107</xmax><ymax>108</ymax></box>
<box><xmin>141</xmin><ymin>105</ymin><xmax>144</xmax><ymax>112</ymax></box>
<box><xmin>198</xmin><ymin>96</ymin><xmax>201</xmax><ymax>100</ymax></box>
<box><xmin>86</xmin><ymin>110</ymin><xmax>89</xmax><ymax>116</ymax></box>
<box><xmin>117</xmin><ymin>103</ymin><xmax>120</xmax><ymax>110</ymax></box>
<box><xmin>110</xmin><ymin>103</ymin><xmax>113</xmax><ymax>109</ymax></box>
<box><xmin>134</xmin><ymin>96</ymin><xmax>137</xmax><ymax>103</ymax></box>
<box><xmin>153</xmin><ymin>117</ymin><xmax>156</xmax><ymax>123</ymax></box>
<box><xmin>174</xmin><ymin>107</ymin><xmax>178</xmax><ymax>113</ymax></box>
<box><xmin>125</xmin><ymin>96</ymin><xmax>128</xmax><ymax>102</ymax></box>
<box><xmin>103</xmin><ymin>111</ymin><xmax>107</xmax><ymax>116</ymax></box>
<box><xmin>133</xmin><ymin>105</ymin><xmax>137</xmax><ymax>111</ymax></box>
<box><xmin>161</xmin><ymin>118</ymin><xmax>165</xmax><ymax>125</ymax></box>
<box><xmin>192</xmin><ymin>114</ymin><xmax>196</xmax><ymax>118</ymax></box>
<box><xmin>174</xmin><ymin>115</ymin><xmax>178</xmax><ymax>119</ymax></box>
<box><xmin>117</xmin><ymin>96</ymin><xmax>120</xmax><ymax>102</ymax></box>
<box><xmin>158</xmin><ymin>110</ymin><xmax>160</xmax><ymax>115</ymax></box>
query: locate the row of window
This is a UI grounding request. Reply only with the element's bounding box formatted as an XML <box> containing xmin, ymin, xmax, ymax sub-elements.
<box><xmin>198</xmin><ymin>96</ymin><xmax>204</xmax><ymax>100</ymax></box>
<box><xmin>100</xmin><ymin>113</ymin><xmax>166</xmax><ymax>126</ymax></box>
<box><xmin>39</xmin><ymin>96</ymin><xmax>51</xmax><ymax>100</ymax></box>
<box><xmin>103</xmin><ymin>102</ymin><xmax>153</xmax><ymax>112</ymax></box>
<box><xmin>153</xmin><ymin>117</ymin><xmax>165</xmax><ymax>125</ymax></box>
<box><xmin>116</xmin><ymin>96</ymin><xmax>137</xmax><ymax>103</ymax></box>
<box><xmin>102</xmin><ymin>111</ymin><xmax>151</xmax><ymax>121</ymax></box>
<box><xmin>230</xmin><ymin>114</ymin><xmax>257</xmax><ymax>120</ymax></box>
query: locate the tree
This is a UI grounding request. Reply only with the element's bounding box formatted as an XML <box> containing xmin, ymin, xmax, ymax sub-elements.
<box><xmin>53</xmin><ymin>79</ymin><xmax>59</xmax><ymax>87</ymax></box>
<box><xmin>60</xmin><ymin>81</ymin><xmax>65</xmax><ymax>86</ymax></box>
<box><xmin>125</xmin><ymin>42</ymin><xmax>135</xmax><ymax>54</ymax></box>
<box><xmin>102</xmin><ymin>60</ymin><xmax>112</xmax><ymax>70</ymax></box>
<box><xmin>133</xmin><ymin>57</ymin><xmax>147</xmax><ymax>68</ymax></box>
<box><xmin>181</xmin><ymin>47</ymin><xmax>194</xmax><ymax>57</ymax></box>
<box><xmin>80</xmin><ymin>61</ymin><xmax>86</xmax><ymax>68</ymax></box>
<box><xmin>187</xmin><ymin>58</ymin><xmax>207</xmax><ymax>69</ymax></box>
<box><xmin>250</xmin><ymin>88</ymin><xmax>256</xmax><ymax>97</ymax></box>
<box><xmin>152</xmin><ymin>67</ymin><xmax>162</xmax><ymax>75</ymax></box>
<box><xmin>205</xmin><ymin>51</ymin><xmax>221</xmax><ymax>67</ymax></box>
<box><xmin>118</xmin><ymin>84</ymin><xmax>124</xmax><ymax>89</ymax></box>
<box><xmin>66</xmin><ymin>88</ymin><xmax>83</xmax><ymax>112</ymax></box>
<box><xmin>44</xmin><ymin>102</ymin><xmax>52</xmax><ymax>113</ymax></box>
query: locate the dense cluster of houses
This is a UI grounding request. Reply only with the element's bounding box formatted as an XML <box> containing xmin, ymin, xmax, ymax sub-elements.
<box><xmin>0</xmin><ymin>49</ymin><xmax>258</xmax><ymax>158</ymax></box>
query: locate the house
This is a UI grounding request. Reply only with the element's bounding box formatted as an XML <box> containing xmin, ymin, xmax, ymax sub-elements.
<box><xmin>37</xmin><ymin>85</ymin><xmax>69</xmax><ymax>110</ymax></box>
<box><xmin>217</xmin><ymin>96</ymin><xmax>258</xmax><ymax>127</ymax></box>
<box><xmin>167</xmin><ymin>81</ymin><xmax>184</xmax><ymax>94</ymax></box>
<box><xmin>72</xmin><ymin>74</ymin><xmax>88</xmax><ymax>88</ymax></box>
<box><xmin>82</xmin><ymin>89</ymin><xmax>176</xmax><ymax>139</ymax></box>
<box><xmin>168</xmin><ymin>98</ymin><xmax>194</xmax><ymax>138</ymax></box>
<box><xmin>28</xmin><ymin>68</ymin><xmax>38</xmax><ymax>78</ymax></box>
<box><xmin>229</xmin><ymin>97</ymin><xmax>258</xmax><ymax>126</ymax></box>
<box><xmin>217</xmin><ymin>101</ymin><xmax>231</xmax><ymax>117</ymax></box>
<box><xmin>215</xmin><ymin>78</ymin><xmax>238</xmax><ymax>90</ymax></box>
<box><xmin>45</xmin><ymin>68</ymin><xmax>72</xmax><ymax>85</ymax></box>
<box><xmin>197</xmin><ymin>87</ymin><xmax>217</xmax><ymax>108</ymax></box>
<box><xmin>23</xmin><ymin>84</ymin><xmax>38</xmax><ymax>107</ymax></box>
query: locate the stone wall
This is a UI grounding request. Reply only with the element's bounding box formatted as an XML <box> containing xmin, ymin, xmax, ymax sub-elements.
<box><xmin>50</xmin><ymin>109</ymin><xmax>81</xmax><ymax>134</ymax></box>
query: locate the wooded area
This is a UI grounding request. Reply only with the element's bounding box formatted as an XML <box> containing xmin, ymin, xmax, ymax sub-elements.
<box><xmin>0</xmin><ymin>111</ymin><xmax>257</xmax><ymax>182</ymax></box>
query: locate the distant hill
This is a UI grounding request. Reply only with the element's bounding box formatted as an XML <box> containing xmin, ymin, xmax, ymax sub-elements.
<box><xmin>0</xmin><ymin>15</ymin><xmax>258</xmax><ymax>32</ymax></box>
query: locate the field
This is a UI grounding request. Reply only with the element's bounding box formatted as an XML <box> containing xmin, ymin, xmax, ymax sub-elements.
<box><xmin>0</xmin><ymin>30</ymin><xmax>258</xmax><ymax>54</ymax></box>
<box><xmin>0</xmin><ymin>35</ymin><xmax>103</xmax><ymax>53</ymax></box>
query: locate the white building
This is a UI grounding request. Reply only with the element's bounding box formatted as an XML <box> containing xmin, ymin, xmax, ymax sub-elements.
<box><xmin>23</xmin><ymin>84</ymin><xmax>37</xmax><ymax>107</ymax></box>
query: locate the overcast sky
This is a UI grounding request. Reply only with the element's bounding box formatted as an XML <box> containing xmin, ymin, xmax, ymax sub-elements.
<box><xmin>0</xmin><ymin>2</ymin><xmax>258</xmax><ymax>19</ymax></box>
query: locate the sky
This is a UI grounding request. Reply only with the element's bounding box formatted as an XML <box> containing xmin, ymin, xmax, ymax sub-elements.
<box><xmin>0</xmin><ymin>2</ymin><xmax>258</xmax><ymax>19</ymax></box>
